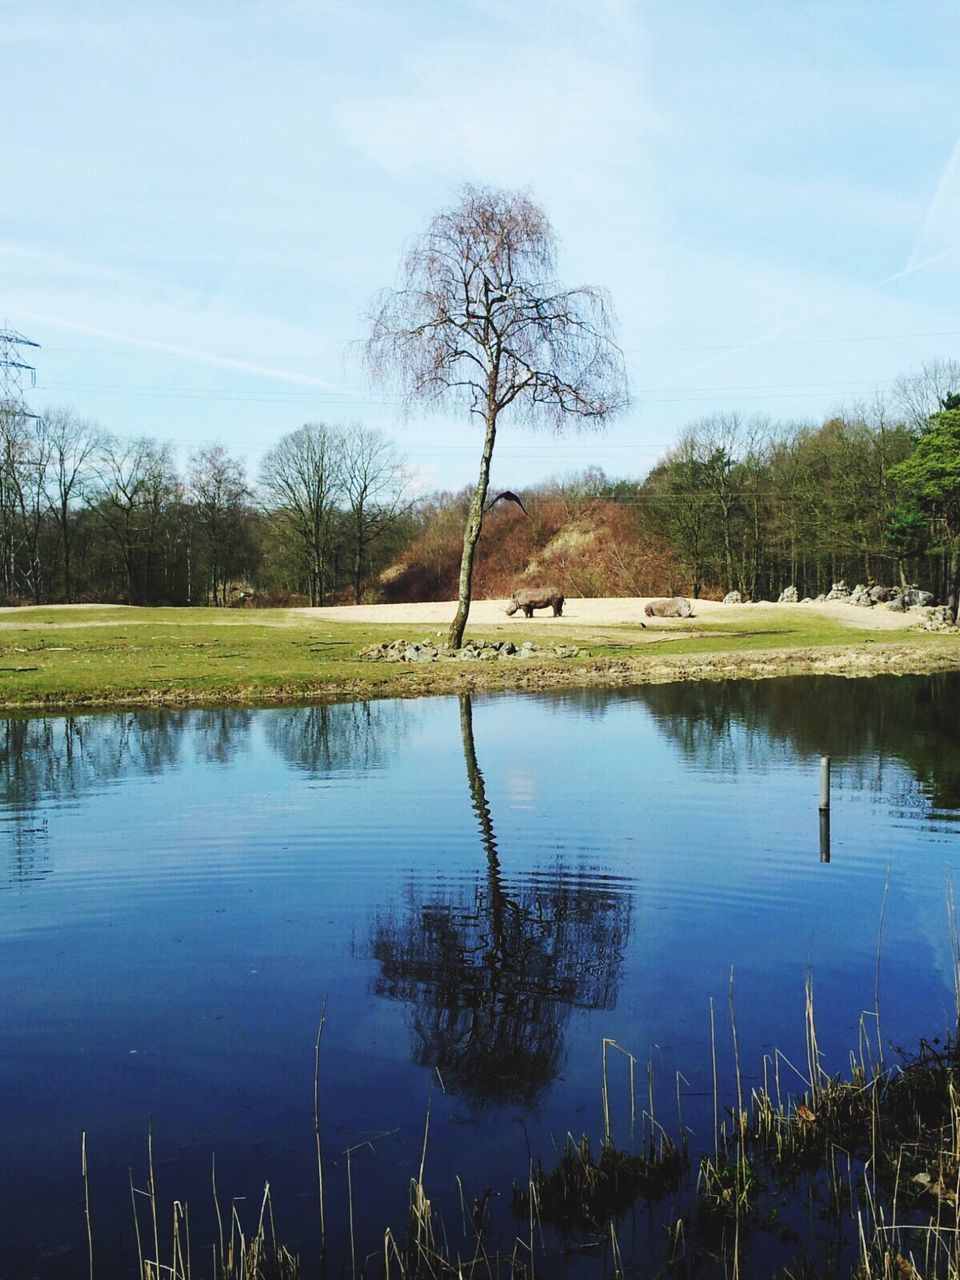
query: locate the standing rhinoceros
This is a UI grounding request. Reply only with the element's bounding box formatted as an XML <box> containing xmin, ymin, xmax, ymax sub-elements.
<box><xmin>505</xmin><ymin>587</ymin><xmax>565</xmax><ymax>617</ymax></box>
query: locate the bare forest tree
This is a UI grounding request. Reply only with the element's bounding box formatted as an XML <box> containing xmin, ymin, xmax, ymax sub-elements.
<box><xmin>38</xmin><ymin>407</ymin><xmax>100</xmax><ymax>601</ymax></box>
<box><xmin>259</xmin><ymin>423</ymin><xmax>342</xmax><ymax>606</ymax></box>
<box><xmin>366</xmin><ymin>184</ymin><xmax>628</xmax><ymax>648</ymax></box>
<box><xmin>90</xmin><ymin>436</ymin><xmax>179</xmax><ymax>603</ymax></box>
<box><xmin>0</xmin><ymin>407</ymin><xmax>51</xmax><ymax>603</ymax></box>
<box><xmin>893</xmin><ymin>359</ymin><xmax>960</xmax><ymax>432</ymax></box>
<box><xmin>340</xmin><ymin>423</ymin><xmax>412</xmax><ymax>603</ymax></box>
<box><xmin>188</xmin><ymin>445</ymin><xmax>252</xmax><ymax>606</ymax></box>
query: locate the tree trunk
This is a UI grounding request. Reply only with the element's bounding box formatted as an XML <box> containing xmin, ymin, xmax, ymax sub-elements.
<box><xmin>448</xmin><ymin>414</ymin><xmax>497</xmax><ymax>649</ymax></box>
<box><xmin>353</xmin><ymin>504</ymin><xmax>365</xmax><ymax>604</ymax></box>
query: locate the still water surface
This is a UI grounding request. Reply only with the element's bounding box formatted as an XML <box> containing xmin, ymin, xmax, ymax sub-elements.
<box><xmin>1</xmin><ymin>674</ymin><xmax>959</xmax><ymax>1275</ymax></box>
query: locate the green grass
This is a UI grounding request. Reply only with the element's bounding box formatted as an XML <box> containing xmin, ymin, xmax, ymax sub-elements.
<box><xmin>0</xmin><ymin>604</ymin><xmax>954</xmax><ymax>710</ymax></box>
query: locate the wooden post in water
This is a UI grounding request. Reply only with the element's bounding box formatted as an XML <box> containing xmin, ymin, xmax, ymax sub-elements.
<box><xmin>819</xmin><ymin>809</ymin><xmax>831</xmax><ymax>863</ymax></box>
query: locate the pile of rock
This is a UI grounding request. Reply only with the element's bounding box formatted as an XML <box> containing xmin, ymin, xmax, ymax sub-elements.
<box><xmin>917</xmin><ymin>606</ymin><xmax>956</xmax><ymax>632</ymax></box>
<box><xmin>722</xmin><ymin>590</ymin><xmax>743</xmax><ymax>604</ymax></box>
<box><xmin>775</xmin><ymin>580</ymin><xmax>941</xmax><ymax>613</ymax></box>
<box><xmin>358</xmin><ymin>638</ymin><xmax>581</xmax><ymax>664</ymax></box>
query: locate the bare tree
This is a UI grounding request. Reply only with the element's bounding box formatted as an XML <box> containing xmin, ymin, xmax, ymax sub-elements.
<box><xmin>38</xmin><ymin>407</ymin><xmax>100</xmax><ymax>601</ymax></box>
<box><xmin>259</xmin><ymin>423</ymin><xmax>342</xmax><ymax>606</ymax></box>
<box><xmin>188</xmin><ymin>445</ymin><xmax>251</xmax><ymax>606</ymax></box>
<box><xmin>366</xmin><ymin>184</ymin><xmax>627</xmax><ymax>648</ymax></box>
<box><xmin>893</xmin><ymin>358</ymin><xmax>960</xmax><ymax>431</ymax></box>
<box><xmin>340</xmin><ymin>423</ymin><xmax>412</xmax><ymax>603</ymax></box>
<box><xmin>90</xmin><ymin>435</ymin><xmax>178</xmax><ymax>603</ymax></box>
<box><xmin>0</xmin><ymin>407</ymin><xmax>53</xmax><ymax>603</ymax></box>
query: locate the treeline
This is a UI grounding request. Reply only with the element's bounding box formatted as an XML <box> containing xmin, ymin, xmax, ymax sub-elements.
<box><xmin>639</xmin><ymin>363</ymin><xmax>960</xmax><ymax>601</ymax></box>
<box><xmin>0</xmin><ymin>414</ymin><xmax>414</xmax><ymax>606</ymax></box>
<box><xmin>639</xmin><ymin>408</ymin><xmax>920</xmax><ymax>600</ymax></box>
<box><xmin>389</xmin><ymin>360</ymin><xmax>960</xmax><ymax>606</ymax></box>
<box><xmin>3</xmin><ymin>359</ymin><xmax>958</xmax><ymax>609</ymax></box>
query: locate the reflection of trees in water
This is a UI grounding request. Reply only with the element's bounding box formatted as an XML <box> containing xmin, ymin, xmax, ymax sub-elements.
<box><xmin>0</xmin><ymin>708</ymin><xmax>262</xmax><ymax>810</ymax></box>
<box><xmin>263</xmin><ymin>700</ymin><xmax>413</xmax><ymax>776</ymax></box>
<box><xmin>370</xmin><ymin>694</ymin><xmax>631</xmax><ymax>1110</ymax></box>
<box><xmin>637</xmin><ymin>674</ymin><xmax>960</xmax><ymax>810</ymax></box>
<box><xmin>540</xmin><ymin>675</ymin><xmax>960</xmax><ymax>813</ymax></box>
<box><xmin>0</xmin><ymin>700</ymin><xmax>414</xmax><ymax>889</ymax></box>
<box><xmin>0</xmin><ymin>710</ymin><xmax>255</xmax><ymax>886</ymax></box>
<box><xmin>0</xmin><ymin>713</ymin><xmax>183</xmax><ymax>809</ymax></box>
<box><xmin>193</xmin><ymin>708</ymin><xmax>254</xmax><ymax>765</ymax></box>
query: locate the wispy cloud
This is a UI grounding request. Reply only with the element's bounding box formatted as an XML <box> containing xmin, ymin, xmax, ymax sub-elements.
<box><xmin>11</xmin><ymin>310</ymin><xmax>361</xmax><ymax>395</ymax></box>
<box><xmin>908</xmin><ymin>137</ymin><xmax>960</xmax><ymax>273</ymax></box>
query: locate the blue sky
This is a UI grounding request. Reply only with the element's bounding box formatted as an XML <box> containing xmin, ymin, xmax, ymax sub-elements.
<box><xmin>4</xmin><ymin>0</ymin><xmax>959</xmax><ymax>493</ymax></box>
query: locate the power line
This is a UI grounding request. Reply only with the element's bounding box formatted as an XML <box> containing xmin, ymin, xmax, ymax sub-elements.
<box><xmin>36</xmin><ymin>376</ymin><xmax>898</xmax><ymax>405</ymax></box>
<box><xmin>41</xmin><ymin>327</ymin><xmax>960</xmax><ymax>358</ymax></box>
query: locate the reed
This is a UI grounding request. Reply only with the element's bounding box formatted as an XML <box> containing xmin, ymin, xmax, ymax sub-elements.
<box><xmin>82</xmin><ymin>963</ymin><xmax>960</xmax><ymax>1279</ymax></box>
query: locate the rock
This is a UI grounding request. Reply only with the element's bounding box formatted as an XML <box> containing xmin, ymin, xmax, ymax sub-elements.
<box><xmin>723</xmin><ymin>590</ymin><xmax>743</xmax><ymax>604</ymax></box>
<box><xmin>825</xmin><ymin>581</ymin><xmax>850</xmax><ymax>601</ymax></box>
<box><xmin>903</xmin><ymin>586</ymin><xmax>935</xmax><ymax>607</ymax></box>
<box><xmin>868</xmin><ymin>585</ymin><xmax>897</xmax><ymax>603</ymax></box>
<box><xmin>886</xmin><ymin>594</ymin><xmax>907</xmax><ymax>611</ymax></box>
<box><xmin>552</xmin><ymin>644</ymin><xmax>581</xmax><ymax>658</ymax></box>
<box><xmin>848</xmin><ymin>584</ymin><xmax>874</xmax><ymax>607</ymax></box>
<box><xmin>777</xmin><ymin>585</ymin><xmax>799</xmax><ymax>604</ymax></box>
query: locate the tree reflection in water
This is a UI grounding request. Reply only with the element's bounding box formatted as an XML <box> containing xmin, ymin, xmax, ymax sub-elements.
<box><xmin>636</xmin><ymin>672</ymin><xmax>960</xmax><ymax>812</ymax></box>
<box><xmin>264</xmin><ymin>699</ymin><xmax>412</xmax><ymax>776</ymax></box>
<box><xmin>370</xmin><ymin>693</ymin><xmax>631</xmax><ymax>1110</ymax></box>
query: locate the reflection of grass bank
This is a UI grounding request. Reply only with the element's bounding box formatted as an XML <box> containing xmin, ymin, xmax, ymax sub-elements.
<box><xmin>119</xmin><ymin>988</ymin><xmax>960</xmax><ymax>1280</ymax></box>
<box><xmin>0</xmin><ymin>603</ymin><xmax>955</xmax><ymax>710</ymax></box>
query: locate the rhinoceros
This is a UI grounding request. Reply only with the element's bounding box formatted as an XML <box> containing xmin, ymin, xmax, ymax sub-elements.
<box><xmin>505</xmin><ymin>587</ymin><xmax>565</xmax><ymax>617</ymax></box>
<box><xmin>644</xmin><ymin>597</ymin><xmax>693</xmax><ymax>618</ymax></box>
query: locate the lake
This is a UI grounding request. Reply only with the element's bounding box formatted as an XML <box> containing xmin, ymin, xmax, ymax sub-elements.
<box><xmin>2</xmin><ymin>673</ymin><xmax>959</xmax><ymax>1277</ymax></box>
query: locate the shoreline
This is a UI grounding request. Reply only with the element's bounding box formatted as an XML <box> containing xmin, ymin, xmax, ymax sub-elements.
<box><xmin>0</xmin><ymin>642</ymin><xmax>956</xmax><ymax>715</ymax></box>
<box><xmin>0</xmin><ymin>598</ymin><xmax>955</xmax><ymax>712</ymax></box>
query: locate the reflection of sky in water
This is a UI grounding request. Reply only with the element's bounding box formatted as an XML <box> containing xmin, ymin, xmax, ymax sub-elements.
<box><xmin>0</xmin><ymin>674</ymin><xmax>958</xmax><ymax>1277</ymax></box>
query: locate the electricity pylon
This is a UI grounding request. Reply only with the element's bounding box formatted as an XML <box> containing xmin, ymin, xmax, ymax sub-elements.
<box><xmin>0</xmin><ymin>327</ymin><xmax>40</xmax><ymax>421</ymax></box>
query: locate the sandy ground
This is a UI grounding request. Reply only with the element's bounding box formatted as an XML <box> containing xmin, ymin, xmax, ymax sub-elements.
<box><xmin>297</xmin><ymin>596</ymin><xmax>924</xmax><ymax>632</ymax></box>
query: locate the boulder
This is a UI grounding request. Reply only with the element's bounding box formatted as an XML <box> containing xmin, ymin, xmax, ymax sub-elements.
<box><xmin>723</xmin><ymin>590</ymin><xmax>743</xmax><ymax>604</ymax></box>
<box><xmin>777</xmin><ymin>585</ymin><xmax>799</xmax><ymax>603</ymax></box>
<box><xmin>903</xmin><ymin>586</ymin><xmax>935</xmax><ymax>608</ymax></box>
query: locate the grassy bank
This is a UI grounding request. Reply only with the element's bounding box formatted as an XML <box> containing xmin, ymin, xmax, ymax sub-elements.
<box><xmin>0</xmin><ymin>603</ymin><xmax>956</xmax><ymax>711</ymax></box>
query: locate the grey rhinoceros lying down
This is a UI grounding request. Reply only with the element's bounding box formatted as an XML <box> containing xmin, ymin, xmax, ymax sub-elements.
<box><xmin>505</xmin><ymin>587</ymin><xmax>565</xmax><ymax>617</ymax></box>
<box><xmin>644</xmin><ymin>596</ymin><xmax>693</xmax><ymax>618</ymax></box>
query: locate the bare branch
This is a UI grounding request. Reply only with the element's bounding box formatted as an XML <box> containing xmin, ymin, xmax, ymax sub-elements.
<box><xmin>363</xmin><ymin>183</ymin><xmax>628</xmax><ymax>646</ymax></box>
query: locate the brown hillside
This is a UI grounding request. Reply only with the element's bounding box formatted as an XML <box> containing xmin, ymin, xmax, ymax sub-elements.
<box><xmin>379</xmin><ymin>497</ymin><xmax>682</xmax><ymax>602</ymax></box>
